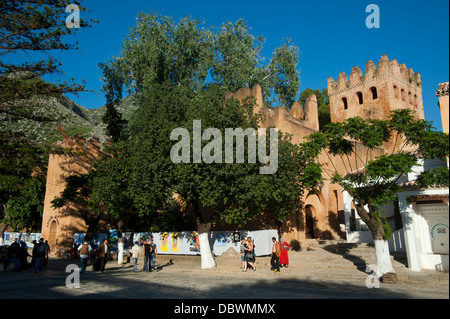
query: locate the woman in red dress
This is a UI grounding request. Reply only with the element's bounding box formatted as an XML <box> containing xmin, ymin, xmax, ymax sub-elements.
<box><xmin>279</xmin><ymin>237</ymin><xmax>290</xmax><ymax>268</ymax></box>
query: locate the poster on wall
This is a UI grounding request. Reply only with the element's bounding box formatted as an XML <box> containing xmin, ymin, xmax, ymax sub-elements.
<box><xmin>171</xmin><ymin>233</ymin><xmax>179</xmax><ymax>252</ymax></box>
<box><xmin>216</xmin><ymin>233</ymin><xmax>227</xmax><ymax>246</ymax></box>
<box><xmin>160</xmin><ymin>233</ymin><xmax>168</xmax><ymax>252</ymax></box>
<box><xmin>189</xmin><ymin>232</ymin><xmax>200</xmax><ymax>252</ymax></box>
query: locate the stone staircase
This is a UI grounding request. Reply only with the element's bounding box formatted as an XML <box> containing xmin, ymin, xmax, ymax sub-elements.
<box><xmin>289</xmin><ymin>241</ymin><xmax>409</xmax><ymax>273</ymax></box>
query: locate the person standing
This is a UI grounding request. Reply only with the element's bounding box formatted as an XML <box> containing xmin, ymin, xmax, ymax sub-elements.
<box><xmin>117</xmin><ymin>233</ymin><xmax>124</xmax><ymax>265</ymax></box>
<box><xmin>271</xmin><ymin>237</ymin><xmax>281</xmax><ymax>273</ymax></box>
<box><xmin>279</xmin><ymin>237</ymin><xmax>290</xmax><ymax>268</ymax></box>
<box><xmin>149</xmin><ymin>238</ymin><xmax>157</xmax><ymax>272</ymax></box>
<box><xmin>131</xmin><ymin>241</ymin><xmax>140</xmax><ymax>272</ymax></box>
<box><xmin>142</xmin><ymin>237</ymin><xmax>152</xmax><ymax>272</ymax></box>
<box><xmin>96</xmin><ymin>238</ymin><xmax>109</xmax><ymax>273</ymax></box>
<box><xmin>78</xmin><ymin>240</ymin><xmax>92</xmax><ymax>273</ymax></box>
<box><xmin>32</xmin><ymin>238</ymin><xmax>46</xmax><ymax>273</ymax></box>
<box><xmin>18</xmin><ymin>242</ymin><xmax>31</xmax><ymax>271</ymax></box>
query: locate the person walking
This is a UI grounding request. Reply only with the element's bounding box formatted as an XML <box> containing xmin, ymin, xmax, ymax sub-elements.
<box><xmin>271</xmin><ymin>237</ymin><xmax>281</xmax><ymax>273</ymax></box>
<box><xmin>142</xmin><ymin>237</ymin><xmax>152</xmax><ymax>272</ymax></box>
<box><xmin>243</xmin><ymin>237</ymin><xmax>256</xmax><ymax>272</ymax></box>
<box><xmin>78</xmin><ymin>240</ymin><xmax>92</xmax><ymax>273</ymax></box>
<box><xmin>240</xmin><ymin>238</ymin><xmax>247</xmax><ymax>269</ymax></box>
<box><xmin>131</xmin><ymin>241</ymin><xmax>140</xmax><ymax>272</ymax></box>
<box><xmin>96</xmin><ymin>238</ymin><xmax>109</xmax><ymax>273</ymax></box>
<box><xmin>43</xmin><ymin>240</ymin><xmax>50</xmax><ymax>267</ymax></box>
<box><xmin>18</xmin><ymin>242</ymin><xmax>31</xmax><ymax>271</ymax></box>
<box><xmin>32</xmin><ymin>238</ymin><xmax>46</xmax><ymax>273</ymax></box>
<box><xmin>149</xmin><ymin>238</ymin><xmax>157</xmax><ymax>271</ymax></box>
<box><xmin>279</xmin><ymin>237</ymin><xmax>290</xmax><ymax>268</ymax></box>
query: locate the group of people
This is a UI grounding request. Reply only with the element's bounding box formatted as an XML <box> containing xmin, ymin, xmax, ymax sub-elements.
<box><xmin>270</xmin><ymin>237</ymin><xmax>290</xmax><ymax>273</ymax></box>
<box><xmin>0</xmin><ymin>237</ymin><xmax>50</xmax><ymax>274</ymax></box>
<box><xmin>77</xmin><ymin>238</ymin><xmax>112</xmax><ymax>273</ymax></box>
<box><xmin>131</xmin><ymin>236</ymin><xmax>157</xmax><ymax>272</ymax></box>
<box><xmin>77</xmin><ymin>236</ymin><xmax>158</xmax><ymax>274</ymax></box>
<box><xmin>240</xmin><ymin>237</ymin><xmax>256</xmax><ymax>271</ymax></box>
<box><xmin>240</xmin><ymin>236</ymin><xmax>290</xmax><ymax>273</ymax></box>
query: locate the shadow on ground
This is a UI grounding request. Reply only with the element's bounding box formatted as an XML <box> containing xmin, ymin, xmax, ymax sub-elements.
<box><xmin>0</xmin><ymin>257</ymin><xmax>415</xmax><ymax>299</ymax></box>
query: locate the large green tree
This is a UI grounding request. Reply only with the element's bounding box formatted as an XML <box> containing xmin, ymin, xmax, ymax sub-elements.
<box><xmin>302</xmin><ymin>109</ymin><xmax>449</xmax><ymax>276</ymax></box>
<box><xmin>99</xmin><ymin>12</ymin><xmax>301</xmax><ymax>112</ymax></box>
<box><xmin>58</xmin><ymin>12</ymin><xmax>312</xmax><ymax>268</ymax></box>
<box><xmin>0</xmin><ymin>0</ymin><xmax>95</xmax><ymax>236</ymax></box>
<box><xmin>87</xmin><ymin>81</ymin><xmax>319</xmax><ymax>269</ymax></box>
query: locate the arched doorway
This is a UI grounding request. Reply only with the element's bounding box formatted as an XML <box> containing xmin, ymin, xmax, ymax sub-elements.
<box><xmin>305</xmin><ymin>206</ymin><xmax>315</xmax><ymax>239</ymax></box>
<box><xmin>48</xmin><ymin>220</ymin><xmax>57</xmax><ymax>253</ymax></box>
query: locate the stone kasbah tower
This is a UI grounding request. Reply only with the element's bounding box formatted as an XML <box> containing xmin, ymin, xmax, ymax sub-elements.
<box><xmin>41</xmin><ymin>54</ymin><xmax>428</xmax><ymax>252</ymax></box>
<box><xmin>327</xmin><ymin>54</ymin><xmax>424</xmax><ymax>153</ymax></box>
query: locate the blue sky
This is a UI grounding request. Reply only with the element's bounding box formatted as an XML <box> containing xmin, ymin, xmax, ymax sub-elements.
<box><xmin>24</xmin><ymin>0</ymin><xmax>450</xmax><ymax>130</ymax></box>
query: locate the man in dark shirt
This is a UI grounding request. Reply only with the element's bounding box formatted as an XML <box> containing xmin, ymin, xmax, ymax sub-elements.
<box><xmin>149</xmin><ymin>238</ymin><xmax>157</xmax><ymax>271</ymax></box>
<box><xmin>142</xmin><ymin>237</ymin><xmax>152</xmax><ymax>272</ymax></box>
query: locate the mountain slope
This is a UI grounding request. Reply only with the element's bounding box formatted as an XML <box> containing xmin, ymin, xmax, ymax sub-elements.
<box><xmin>0</xmin><ymin>94</ymin><xmax>137</xmax><ymax>144</ymax></box>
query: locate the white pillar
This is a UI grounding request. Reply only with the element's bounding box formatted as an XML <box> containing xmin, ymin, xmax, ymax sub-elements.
<box><xmin>398</xmin><ymin>192</ymin><xmax>421</xmax><ymax>271</ymax></box>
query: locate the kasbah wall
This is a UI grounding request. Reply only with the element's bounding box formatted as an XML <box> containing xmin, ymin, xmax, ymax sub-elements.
<box><xmin>41</xmin><ymin>54</ymin><xmax>431</xmax><ymax>252</ymax></box>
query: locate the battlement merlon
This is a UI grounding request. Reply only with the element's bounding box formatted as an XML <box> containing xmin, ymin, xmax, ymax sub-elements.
<box><xmin>327</xmin><ymin>55</ymin><xmax>422</xmax><ymax>96</ymax></box>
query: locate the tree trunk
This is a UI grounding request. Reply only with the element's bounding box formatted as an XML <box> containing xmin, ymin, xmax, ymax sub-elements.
<box><xmin>374</xmin><ymin>239</ymin><xmax>394</xmax><ymax>276</ymax></box>
<box><xmin>354</xmin><ymin>204</ymin><xmax>395</xmax><ymax>277</ymax></box>
<box><xmin>0</xmin><ymin>222</ymin><xmax>7</xmax><ymax>246</ymax></box>
<box><xmin>195</xmin><ymin>200</ymin><xmax>216</xmax><ymax>269</ymax></box>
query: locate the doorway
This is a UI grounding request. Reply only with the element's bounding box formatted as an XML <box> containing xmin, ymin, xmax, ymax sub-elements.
<box><xmin>48</xmin><ymin>220</ymin><xmax>57</xmax><ymax>253</ymax></box>
<box><xmin>305</xmin><ymin>206</ymin><xmax>315</xmax><ymax>239</ymax></box>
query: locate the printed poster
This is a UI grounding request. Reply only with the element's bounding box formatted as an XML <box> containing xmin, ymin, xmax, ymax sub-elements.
<box><xmin>171</xmin><ymin>233</ymin><xmax>179</xmax><ymax>252</ymax></box>
<box><xmin>216</xmin><ymin>233</ymin><xmax>227</xmax><ymax>246</ymax></box>
<box><xmin>160</xmin><ymin>233</ymin><xmax>168</xmax><ymax>252</ymax></box>
<box><xmin>189</xmin><ymin>232</ymin><xmax>200</xmax><ymax>252</ymax></box>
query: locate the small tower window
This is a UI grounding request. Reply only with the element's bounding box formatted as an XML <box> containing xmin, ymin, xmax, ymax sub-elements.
<box><xmin>342</xmin><ymin>97</ymin><xmax>348</xmax><ymax>110</ymax></box>
<box><xmin>370</xmin><ymin>87</ymin><xmax>378</xmax><ymax>100</ymax></box>
<box><xmin>401</xmin><ymin>89</ymin><xmax>406</xmax><ymax>101</ymax></box>
<box><xmin>357</xmin><ymin>91</ymin><xmax>363</xmax><ymax>105</ymax></box>
<box><xmin>414</xmin><ymin>94</ymin><xmax>418</xmax><ymax>107</ymax></box>
<box><xmin>393</xmin><ymin>85</ymin><xmax>399</xmax><ymax>99</ymax></box>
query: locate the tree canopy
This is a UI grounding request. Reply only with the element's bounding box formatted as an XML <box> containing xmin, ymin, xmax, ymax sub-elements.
<box><xmin>303</xmin><ymin>108</ymin><xmax>449</xmax><ymax>240</ymax></box>
<box><xmin>0</xmin><ymin>0</ymin><xmax>96</xmax><ymax>233</ymax></box>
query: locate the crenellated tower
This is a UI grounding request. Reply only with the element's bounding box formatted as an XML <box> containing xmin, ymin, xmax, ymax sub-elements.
<box><xmin>327</xmin><ymin>54</ymin><xmax>424</xmax><ymax>124</ymax></box>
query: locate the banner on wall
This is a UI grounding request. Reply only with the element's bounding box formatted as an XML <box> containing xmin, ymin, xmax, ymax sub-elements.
<box><xmin>73</xmin><ymin>229</ymin><xmax>277</xmax><ymax>256</ymax></box>
<box><xmin>3</xmin><ymin>232</ymin><xmax>41</xmax><ymax>248</ymax></box>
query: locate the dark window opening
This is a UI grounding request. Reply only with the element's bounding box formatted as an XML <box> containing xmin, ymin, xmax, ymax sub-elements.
<box><xmin>370</xmin><ymin>87</ymin><xmax>378</xmax><ymax>100</ymax></box>
<box><xmin>357</xmin><ymin>91</ymin><xmax>363</xmax><ymax>105</ymax></box>
<box><xmin>342</xmin><ymin>97</ymin><xmax>348</xmax><ymax>110</ymax></box>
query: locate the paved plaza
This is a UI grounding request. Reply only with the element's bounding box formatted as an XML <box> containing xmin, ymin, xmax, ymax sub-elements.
<box><xmin>0</xmin><ymin>246</ymin><xmax>448</xmax><ymax>300</ymax></box>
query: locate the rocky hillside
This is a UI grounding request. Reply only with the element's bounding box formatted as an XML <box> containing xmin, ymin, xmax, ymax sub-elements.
<box><xmin>0</xmin><ymin>94</ymin><xmax>137</xmax><ymax>144</ymax></box>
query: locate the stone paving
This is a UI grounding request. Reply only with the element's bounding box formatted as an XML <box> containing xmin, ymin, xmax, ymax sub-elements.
<box><xmin>0</xmin><ymin>246</ymin><xmax>448</xmax><ymax>300</ymax></box>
